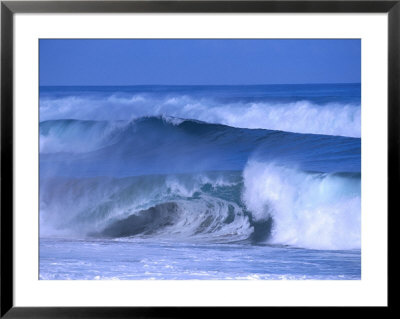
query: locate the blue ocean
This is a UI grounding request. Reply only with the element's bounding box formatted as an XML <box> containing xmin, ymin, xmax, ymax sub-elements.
<box><xmin>39</xmin><ymin>84</ymin><xmax>361</xmax><ymax>280</ymax></box>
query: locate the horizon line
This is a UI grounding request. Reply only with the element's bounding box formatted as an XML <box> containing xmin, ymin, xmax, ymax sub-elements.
<box><xmin>39</xmin><ymin>82</ymin><xmax>361</xmax><ymax>87</ymax></box>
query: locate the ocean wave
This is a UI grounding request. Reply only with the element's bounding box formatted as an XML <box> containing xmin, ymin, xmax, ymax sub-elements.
<box><xmin>40</xmin><ymin>93</ymin><xmax>360</xmax><ymax>137</ymax></box>
<box><xmin>243</xmin><ymin>161</ymin><xmax>361</xmax><ymax>250</ymax></box>
<box><xmin>39</xmin><ymin>172</ymin><xmax>253</xmax><ymax>243</ymax></box>
<box><xmin>40</xmin><ymin>117</ymin><xmax>360</xmax><ymax>176</ymax></box>
<box><xmin>40</xmin><ymin>165</ymin><xmax>361</xmax><ymax>250</ymax></box>
<box><xmin>39</xmin><ymin>85</ymin><xmax>361</xmax><ymax>252</ymax></box>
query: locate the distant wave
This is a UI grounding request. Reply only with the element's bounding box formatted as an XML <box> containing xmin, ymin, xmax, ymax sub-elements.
<box><xmin>40</xmin><ymin>93</ymin><xmax>361</xmax><ymax>137</ymax></box>
<box><xmin>39</xmin><ymin>116</ymin><xmax>361</xmax><ymax>176</ymax></box>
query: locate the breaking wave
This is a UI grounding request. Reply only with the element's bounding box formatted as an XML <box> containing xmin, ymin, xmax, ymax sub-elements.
<box><xmin>40</xmin><ymin>172</ymin><xmax>254</xmax><ymax>243</ymax></box>
<box><xmin>40</xmin><ymin>93</ymin><xmax>360</xmax><ymax>137</ymax></box>
<box><xmin>243</xmin><ymin>161</ymin><xmax>361</xmax><ymax>250</ymax></box>
<box><xmin>40</xmin><ymin>164</ymin><xmax>361</xmax><ymax>250</ymax></box>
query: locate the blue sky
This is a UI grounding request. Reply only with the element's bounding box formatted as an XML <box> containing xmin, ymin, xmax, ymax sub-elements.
<box><xmin>39</xmin><ymin>39</ymin><xmax>360</xmax><ymax>86</ymax></box>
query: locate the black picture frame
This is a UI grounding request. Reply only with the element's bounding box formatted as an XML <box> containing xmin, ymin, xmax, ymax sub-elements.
<box><xmin>1</xmin><ymin>0</ymin><xmax>396</xmax><ymax>317</ymax></box>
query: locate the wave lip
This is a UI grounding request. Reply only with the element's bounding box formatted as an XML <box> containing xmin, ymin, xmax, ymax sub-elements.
<box><xmin>39</xmin><ymin>172</ymin><xmax>254</xmax><ymax>243</ymax></box>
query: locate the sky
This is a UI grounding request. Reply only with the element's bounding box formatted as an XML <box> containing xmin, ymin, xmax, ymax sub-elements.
<box><xmin>39</xmin><ymin>39</ymin><xmax>360</xmax><ymax>86</ymax></box>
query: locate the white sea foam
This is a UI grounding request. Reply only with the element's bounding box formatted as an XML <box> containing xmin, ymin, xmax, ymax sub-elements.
<box><xmin>160</xmin><ymin>115</ymin><xmax>185</xmax><ymax>126</ymax></box>
<box><xmin>242</xmin><ymin>161</ymin><xmax>361</xmax><ymax>250</ymax></box>
<box><xmin>40</xmin><ymin>94</ymin><xmax>361</xmax><ymax>137</ymax></box>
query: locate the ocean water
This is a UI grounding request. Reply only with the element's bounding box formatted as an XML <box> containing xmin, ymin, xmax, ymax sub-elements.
<box><xmin>39</xmin><ymin>84</ymin><xmax>361</xmax><ymax>280</ymax></box>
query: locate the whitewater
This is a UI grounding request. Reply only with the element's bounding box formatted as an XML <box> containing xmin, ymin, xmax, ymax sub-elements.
<box><xmin>39</xmin><ymin>84</ymin><xmax>361</xmax><ymax>280</ymax></box>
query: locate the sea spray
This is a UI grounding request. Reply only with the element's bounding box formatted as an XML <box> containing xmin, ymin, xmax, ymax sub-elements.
<box><xmin>243</xmin><ymin>161</ymin><xmax>361</xmax><ymax>250</ymax></box>
<box><xmin>40</xmin><ymin>85</ymin><xmax>361</xmax><ymax>137</ymax></box>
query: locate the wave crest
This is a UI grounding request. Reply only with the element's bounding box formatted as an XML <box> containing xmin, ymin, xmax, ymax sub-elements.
<box><xmin>40</xmin><ymin>93</ymin><xmax>360</xmax><ymax>137</ymax></box>
<box><xmin>243</xmin><ymin>161</ymin><xmax>361</xmax><ymax>250</ymax></box>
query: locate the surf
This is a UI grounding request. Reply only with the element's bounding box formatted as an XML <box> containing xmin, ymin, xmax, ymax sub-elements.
<box><xmin>40</xmin><ymin>164</ymin><xmax>361</xmax><ymax>250</ymax></box>
<box><xmin>40</xmin><ymin>84</ymin><xmax>361</xmax><ymax>137</ymax></box>
<box><xmin>243</xmin><ymin>161</ymin><xmax>361</xmax><ymax>250</ymax></box>
<box><xmin>39</xmin><ymin>172</ymin><xmax>254</xmax><ymax>243</ymax></box>
<box><xmin>39</xmin><ymin>85</ymin><xmax>361</xmax><ymax>251</ymax></box>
